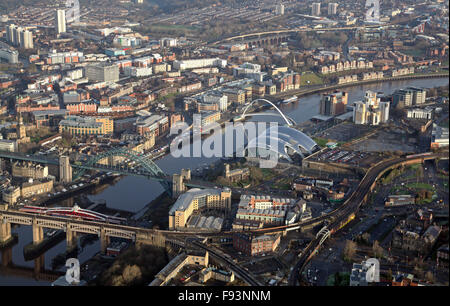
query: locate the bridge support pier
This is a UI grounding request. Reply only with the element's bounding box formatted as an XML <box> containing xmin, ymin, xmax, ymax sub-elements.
<box><xmin>34</xmin><ymin>254</ymin><xmax>45</xmax><ymax>275</ymax></box>
<box><xmin>32</xmin><ymin>220</ymin><xmax>43</xmax><ymax>245</ymax></box>
<box><xmin>100</xmin><ymin>229</ymin><xmax>110</xmax><ymax>254</ymax></box>
<box><xmin>1</xmin><ymin>247</ymin><xmax>12</xmax><ymax>267</ymax></box>
<box><xmin>0</xmin><ymin>222</ymin><xmax>11</xmax><ymax>244</ymax></box>
<box><xmin>66</xmin><ymin>228</ymin><xmax>77</xmax><ymax>252</ymax></box>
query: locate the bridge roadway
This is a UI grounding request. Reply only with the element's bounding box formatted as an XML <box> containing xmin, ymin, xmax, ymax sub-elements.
<box><xmin>287</xmin><ymin>152</ymin><xmax>448</xmax><ymax>285</ymax></box>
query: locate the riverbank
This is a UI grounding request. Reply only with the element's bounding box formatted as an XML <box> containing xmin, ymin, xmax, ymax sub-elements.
<box><xmin>274</xmin><ymin>72</ymin><xmax>449</xmax><ymax>100</ymax></box>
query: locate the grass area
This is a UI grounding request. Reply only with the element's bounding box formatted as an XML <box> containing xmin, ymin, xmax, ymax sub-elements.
<box><xmin>408</xmin><ymin>164</ymin><xmax>421</xmax><ymax>171</ymax></box>
<box><xmin>273</xmin><ymin>178</ymin><xmax>292</xmax><ymax>190</ymax></box>
<box><xmin>300</xmin><ymin>72</ymin><xmax>323</xmax><ymax>86</ymax></box>
<box><xmin>313</xmin><ymin>137</ymin><xmax>329</xmax><ymax>148</ymax></box>
<box><xmin>401</xmin><ymin>48</ymin><xmax>427</xmax><ymax>58</ymax></box>
<box><xmin>405</xmin><ymin>183</ymin><xmax>434</xmax><ymax>191</ymax></box>
<box><xmin>389</xmin><ymin>186</ymin><xmax>409</xmax><ymax>195</ymax></box>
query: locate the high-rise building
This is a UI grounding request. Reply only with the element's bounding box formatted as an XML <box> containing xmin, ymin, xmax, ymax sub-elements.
<box><xmin>275</xmin><ymin>3</ymin><xmax>285</xmax><ymax>15</ymax></box>
<box><xmin>328</xmin><ymin>3</ymin><xmax>338</xmax><ymax>15</ymax></box>
<box><xmin>353</xmin><ymin>101</ymin><xmax>367</xmax><ymax>125</ymax></box>
<box><xmin>56</xmin><ymin>9</ymin><xmax>66</xmax><ymax>34</ymax></box>
<box><xmin>312</xmin><ymin>3</ymin><xmax>321</xmax><ymax>16</ymax></box>
<box><xmin>392</xmin><ymin>89</ymin><xmax>413</xmax><ymax>108</ymax></box>
<box><xmin>320</xmin><ymin>91</ymin><xmax>348</xmax><ymax>116</ymax></box>
<box><xmin>6</xmin><ymin>24</ymin><xmax>16</xmax><ymax>44</ymax></box>
<box><xmin>13</xmin><ymin>26</ymin><xmax>22</xmax><ymax>46</ymax></box>
<box><xmin>365</xmin><ymin>0</ymin><xmax>380</xmax><ymax>23</ymax></box>
<box><xmin>392</xmin><ymin>87</ymin><xmax>426</xmax><ymax>108</ymax></box>
<box><xmin>85</xmin><ymin>62</ymin><xmax>119</xmax><ymax>83</ymax></box>
<box><xmin>19</xmin><ymin>30</ymin><xmax>33</xmax><ymax>49</ymax></box>
<box><xmin>353</xmin><ymin>91</ymin><xmax>389</xmax><ymax>125</ymax></box>
<box><xmin>59</xmin><ymin>155</ymin><xmax>72</xmax><ymax>183</ymax></box>
<box><xmin>379</xmin><ymin>101</ymin><xmax>390</xmax><ymax>123</ymax></box>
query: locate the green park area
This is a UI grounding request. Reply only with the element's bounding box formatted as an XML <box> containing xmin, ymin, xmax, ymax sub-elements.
<box><xmin>300</xmin><ymin>73</ymin><xmax>323</xmax><ymax>86</ymax></box>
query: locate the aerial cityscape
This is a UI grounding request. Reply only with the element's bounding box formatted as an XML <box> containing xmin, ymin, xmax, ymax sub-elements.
<box><xmin>0</xmin><ymin>0</ymin><xmax>448</xmax><ymax>292</ymax></box>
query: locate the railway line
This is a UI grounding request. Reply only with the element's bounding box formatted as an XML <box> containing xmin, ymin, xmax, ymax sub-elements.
<box><xmin>288</xmin><ymin>152</ymin><xmax>447</xmax><ymax>285</ymax></box>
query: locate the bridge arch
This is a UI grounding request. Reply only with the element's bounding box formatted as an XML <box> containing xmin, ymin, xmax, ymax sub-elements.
<box><xmin>242</xmin><ymin>98</ymin><xmax>294</xmax><ymax>126</ymax></box>
<box><xmin>73</xmin><ymin>148</ymin><xmax>170</xmax><ymax>191</ymax></box>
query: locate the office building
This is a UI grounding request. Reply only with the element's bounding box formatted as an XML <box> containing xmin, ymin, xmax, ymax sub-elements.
<box><xmin>320</xmin><ymin>91</ymin><xmax>348</xmax><ymax>116</ymax></box>
<box><xmin>12</xmin><ymin>162</ymin><xmax>48</xmax><ymax>179</ymax></box>
<box><xmin>85</xmin><ymin>62</ymin><xmax>119</xmax><ymax>83</ymax></box>
<box><xmin>328</xmin><ymin>3</ymin><xmax>338</xmax><ymax>15</ymax></box>
<box><xmin>0</xmin><ymin>139</ymin><xmax>17</xmax><ymax>152</ymax></box>
<box><xmin>238</xmin><ymin>194</ymin><xmax>295</xmax><ymax>210</ymax></box>
<box><xmin>168</xmin><ymin>188</ymin><xmax>232</xmax><ymax>230</ymax></box>
<box><xmin>350</xmin><ymin>260</ymin><xmax>379</xmax><ymax>286</ymax></box>
<box><xmin>59</xmin><ymin>116</ymin><xmax>114</xmax><ymax>135</ymax></box>
<box><xmin>21</xmin><ymin>179</ymin><xmax>53</xmax><ymax>198</ymax></box>
<box><xmin>172</xmin><ymin>58</ymin><xmax>227</xmax><ymax>71</ymax></box>
<box><xmin>55</xmin><ymin>9</ymin><xmax>66</xmax><ymax>34</ymax></box>
<box><xmin>275</xmin><ymin>3</ymin><xmax>285</xmax><ymax>15</ymax></box>
<box><xmin>430</xmin><ymin>124</ymin><xmax>449</xmax><ymax>149</ymax></box>
<box><xmin>59</xmin><ymin>155</ymin><xmax>72</xmax><ymax>183</ymax></box>
<box><xmin>393</xmin><ymin>87</ymin><xmax>427</xmax><ymax>108</ymax></box>
<box><xmin>2</xmin><ymin>186</ymin><xmax>21</xmax><ymax>205</ymax></box>
<box><xmin>312</xmin><ymin>3</ymin><xmax>321</xmax><ymax>16</ymax></box>
<box><xmin>233</xmin><ymin>233</ymin><xmax>281</xmax><ymax>256</ymax></box>
<box><xmin>234</xmin><ymin>208</ymin><xmax>286</xmax><ymax>226</ymax></box>
<box><xmin>407</xmin><ymin>107</ymin><xmax>433</xmax><ymax>120</ymax></box>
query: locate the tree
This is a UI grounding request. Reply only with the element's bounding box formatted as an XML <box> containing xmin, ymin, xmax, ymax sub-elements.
<box><xmin>372</xmin><ymin>240</ymin><xmax>384</xmax><ymax>258</ymax></box>
<box><xmin>386</xmin><ymin>268</ymin><xmax>393</xmax><ymax>282</ymax></box>
<box><xmin>343</xmin><ymin>240</ymin><xmax>357</xmax><ymax>261</ymax></box>
<box><xmin>122</xmin><ymin>264</ymin><xmax>142</xmax><ymax>285</ymax></box>
<box><xmin>425</xmin><ymin>271</ymin><xmax>435</xmax><ymax>283</ymax></box>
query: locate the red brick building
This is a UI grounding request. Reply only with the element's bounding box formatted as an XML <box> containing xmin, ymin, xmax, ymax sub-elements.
<box><xmin>232</xmin><ymin>233</ymin><xmax>281</xmax><ymax>256</ymax></box>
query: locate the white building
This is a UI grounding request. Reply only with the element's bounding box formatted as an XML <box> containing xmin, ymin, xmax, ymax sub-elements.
<box><xmin>275</xmin><ymin>3</ymin><xmax>285</xmax><ymax>15</ymax></box>
<box><xmin>160</xmin><ymin>37</ymin><xmax>177</xmax><ymax>47</ymax></box>
<box><xmin>0</xmin><ymin>48</ymin><xmax>19</xmax><ymax>64</ymax></box>
<box><xmin>407</xmin><ymin>107</ymin><xmax>433</xmax><ymax>120</ymax></box>
<box><xmin>0</xmin><ymin>139</ymin><xmax>18</xmax><ymax>152</ymax></box>
<box><xmin>123</xmin><ymin>66</ymin><xmax>153</xmax><ymax>77</ymax></box>
<box><xmin>328</xmin><ymin>3</ymin><xmax>338</xmax><ymax>15</ymax></box>
<box><xmin>350</xmin><ymin>260</ymin><xmax>379</xmax><ymax>286</ymax></box>
<box><xmin>85</xmin><ymin>62</ymin><xmax>119</xmax><ymax>83</ymax></box>
<box><xmin>19</xmin><ymin>30</ymin><xmax>33</xmax><ymax>49</ymax></box>
<box><xmin>353</xmin><ymin>91</ymin><xmax>389</xmax><ymax>125</ymax></box>
<box><xmin>379</xmin><ymin>101</ymin><xmax>390</xmax><ymax>123</ymax></box>
<box><xmin>173</xmin><ymin>58</ymin><xmax>227</xmax><ymax>71</ymax></box>
<box><xmin>66</xmin><ymin>68</ymin><xmax>84</xmax><ymax>80</ymax></box>
<box><xmin>55</xmin><ymin>9</ymin><xmax>66</xmax><ymax>34</ymax></box>
<box><xmin>312</xmin><ymin>3</ymin><xmax>321</xmax><ymax>16</ymax></box>
<box><xmin>203</xmin><ymin>92</ymin><xmax>228</xmax><ymax>112</ymax></box>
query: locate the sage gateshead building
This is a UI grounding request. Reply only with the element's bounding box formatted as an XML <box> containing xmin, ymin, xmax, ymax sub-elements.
<box><xmin>245</xmin><ymin>126</ymin><xmax>319</xmax><ymax>163</ymax></box>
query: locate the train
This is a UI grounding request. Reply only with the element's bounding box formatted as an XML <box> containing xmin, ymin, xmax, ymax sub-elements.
<box><xmin>18</xmin><ymin>205</ymin><xmax>127</xmax><ymax>225</ymax></box>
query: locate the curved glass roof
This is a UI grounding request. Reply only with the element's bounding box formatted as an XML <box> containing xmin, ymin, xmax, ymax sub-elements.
<box><xmin>246</xmin><ymin>125</ymin><xmax>317</xmax><ymax>161</ymax></box>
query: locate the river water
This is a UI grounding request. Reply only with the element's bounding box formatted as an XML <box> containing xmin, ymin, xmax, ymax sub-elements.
<box><xmin>0</xmin><ymin>77</ymin><xmax>448</xmax><ymax>285</ymax></box>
